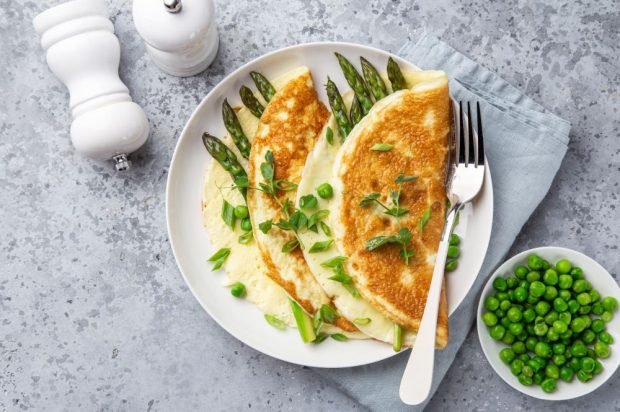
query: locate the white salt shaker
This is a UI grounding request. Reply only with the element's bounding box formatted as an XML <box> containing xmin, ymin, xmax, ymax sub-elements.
<box><xmin>33</xmin><ymin>0</ymin><xmax>150</xmax><ymax>171</ymax></box>
<box><xmin>133</xmin><ymin>0</ymin><xmax>219</xmax><ymax>77</ymax></box>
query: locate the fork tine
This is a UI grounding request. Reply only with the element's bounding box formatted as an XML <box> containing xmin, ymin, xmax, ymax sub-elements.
<box><xmin>458</xmin><ymin>101</ymin><xmax>465</xmax><ymax>164</ymax></box>
<box><xmin>467</xmin><ymin>102</ymin><xmax>476</xmax><ymax>166</ymax></box>
<box><xmin>476</xmin><ymin>102</ymin><xmax>485</xmax><ymax>166</ymax></box>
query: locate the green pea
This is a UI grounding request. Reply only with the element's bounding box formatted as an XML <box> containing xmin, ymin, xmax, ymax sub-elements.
<box><xmin>552</xmin><ymin>354</ymin><xmax>566</xmax><ymax>366</ymax></box>
<box><xmin>559</xmin><ymin>366</ymin><xmax>574</xmax><ymax>382</ymax></box>
<box><xmin>316</xmin><ymin>183</ymin><xmax>334</xmax><ymax>199</ymax></box>
<box><xmin>593</xmin><ymin>360</ymin><xmax>604</xmax><ymax>375</ymax></box>
<box><xmin>542</xmin><ymin>260</ymin><xmax>551</xmax><ymax>271</ymax></box>
<box><xmin>544</xmin><ymin>286</ymin><xmax>558</xmax><ymax>301</ymax></box>
<box><xmin>526</xmin><ymin>271</ymin><xmax>541</xmax><ymax>282</ymax></box>
<box><xmin>582</xmin><ymin>330</ymin><xmax>596</xmax><ymax>344</ymax></box>
<box><xmin>567</xmin><ymin>299</ymin><xmax>580</xmax><ymax>314</ymax></box>
<box><xmin>533</xmin><ymin>371</ymin><xmax>545</xmax><ymax>384</ymax></box>
<box><xmin>590</xmin><ymin>289</ymin><xmax>601</xmax><ymax>303</ymax></box>
<box><xmin>522</xmin><ymin>365</ymin><xmax>534</xmax><ymax>377</ymax></box>
<box><xmin>517</xmin><ymin>331</ymin><xmax>528</xmax><ymax>342</ymax></box>
<box><xmin>556</xmin><ymin>259</ymin><xmax>572</xmax><ymax>274</ymax></box>
<box><xmin>535</xmin><ymin>301</ymin><xmax>550</xmax><ymax>316</ymax></box>
<box><xmin>484</xmin><ymin>296</ymin><xmax>499</xmax><ymax>311</ymax></box>
<box><xmin>493</xmin><ymin>277</ymin><xmax>507</xmax><ymax>292</ymax></box>
<box><xmin>541</xmin><ymin>378</ymin><xmax>557</xmax><ymax>393</ymax></box>
<box><xmin>490</xmin><ymin>325</ymin><xmax>506</xmax><ymax>340</ymax></box>
<box><xmin>495</xmin><ymin>309</ymin><xmax>505</xmax><ymax>318</ymax></box>
<box><xmin>500</xmin><ymin>317</ymin><xmax>511</xmax><ymax>328</ymax></box>
<box><xmin>553</xmin><ymin>297</ymin><xmax>568</xmax><ymax>313</ymax></box>
<box><xmin>545</xmin><ymin>311</ymin><xmax>559</xmax><ymax>326</ymax></box>
<box><xmin>515</xmin><ymin>265</ymin><xmax>529</xmax><ymax>279</ymax></box>
<box><xmin>496</xmin><ymin>291</ymin><xmax>510</xmax><ymax>302</ymax></box>
<box><xmin>510</xmin><ymin>358</ymin><xmax>524</xmax><ymax>376</ymax></box>
<box><xmin>543</xmin><ymin>269</ymin><xmax>558</xmax><ymax>286</ymax></box>
<box><xmin>482</xmin><ymin>312</ymin><xmax>498</xmax><ymax>326</ymax></box>
<box><xmin>590</xmin><ymin>319</ymin><xmax>605</xmax><ymax>334</ymax></box>
<box><xmin>240</xmin><ymin>217</ymin><xmax>252</xmax><ymax>231</ymax></box>
<box><xmin>535</xmin><ymin>341</ymin><xmax>552</xmax><ymax>358</ymax></box>
<box><xmin>528</xmin><ymin>254</ymin><xmax>544</xmax><ymax>270</ymax></box>
<box><xmin>580</xmin><ymin>315</ymin><xmax>591</xmax><ymax>329</ymax></box>
<box><xmin>512</xmin><ymin>341</ymin><xmax>526</xmax><ymax>355</ymax></box>
<box><xmin>506</xmin><ymin>307</ymin><xmax>522</xmax><ymax>322</ymax></box>
<box><xmin>599</xmin><ymin>331</ymin><xmax>614</xmax><ymax>345</ymax></box>
<box><xmin>519</xmin><ymin>353</ymin><xmax>531</xmax><ymax>362</ymax></box>
<box><xmin>233</xmin><ymin>205</ymin><xmax>249</xmax><ymax>219</ymax></box>
<box><xmin>445</xmin><ymin>259</ymin><xmax>458</xmax><ymax>272</ymax></box>
<box><xmin>570</xmin><ymin>317</ymin><xmax>586</xmax><ymax>333</ymax></box>
<box><xmin>530</xmin><ymin>281</ymin><xmax>546</xmax><ymax>298</ymax></box>
<box><xmin>499</xmin><ymin>348</ymin><xmax>516</xmax><ymax>364</ymax></box>
<box><xmin>552</xmin><ymin>320</ymin><xmax>568</xmax><ymax>334</ymax></box>
<box><xmin>601</xmin><ymin>311</ymin><xmax>614</xmax><ymax>323</ymax></box>
<box><xmin>573</xmin><ymin>279</ymin><xmax>591</xmax><ymax>294</ymax></box>
<box><xmin>576</xmin><ymin>370</ymin><xmax>592</xmax><ymax>383</ymax></box>
<box><xmin>502</xmin><ymin>331</ymin><xmax>516</xmax><ymax>345</ymax></box>
<box><xmin>602</xmin><ymin>296</ymin><xmax>618</xmax><ymax>312</ymax></box>
<box><xmin>518</xmin><ymin>280</ymin><xmax>530</xmax><ymax>290</ymax></box>
<box><xmin>526</xmin><ymin>295</ymin><xmax>539</xmax><ymax>305</ymax></box>
<box><xmin>559</xmin><ymin>289</ymin><xmax>572</xmax><ymax>302</ymax></box>
<box><xmin>512</xmin><ymin>287</ymin><xmax>527</xmax><ymax>303</ymax></box>
<box><xmin>447</xmin><ymin>245</ymin><xmax>460</xmax><ymax>259</ymax></box>
<box><xmin>576</xmin><ymin>292</ymin><xmax>591</xmax><ymax>306</ymax></box>
<box><xmin>500</xmin><ymin>300</ymin><xmax>512</xmax><ymax>311</ymax></box>
<box><xmin>534</xmin><ymin>322</ymin><xmax>548</xmax><ymax>336</ymax></box>
<box><xmin>230</xmin><ymin>282</ymin><xmax>246</xmax><ymax>298</ymax></box>
<box><xmin>580</xmin><ymin>357</ymin><xmax>596</xmax><ymax>373</ymax></box>
<box><xmin>518</xmin><ymin>374</ymin><xmax>533</xmax><ymax>386</ymax></box>
<box><xmin>571</xmin><ymin>342</ymin><xmax>588</xmax><ymax>357</ymax></box>
<box><xmin>545</xmin><ymin>364</ymin><xmax>560</xmax><ymax>379</ymax></box>
<box><xmin>525</xmin><ymin>337</ymin><xmax>538</xmax><ymax>352</ymax></box>
<box><xmin>570</xmin><ymin>266</ymin><xmax>584</xmax><ymax>279</ymax></box>
<box><xmin>569</xmin><ymin>357</ymin><xmax>581</xmax><ymax>372</ymax></box>
<box><xmin>509</xmin><ymin>323</ymin><xmax>524</xmax><ymax>336</ymax></box>
<box><xmin>506</xmin><ymin>276</ymin><xmax>519</xmax><ymax>289</ymax></box>
<box><xmin>591</xmin><ymin>302</ymin><xmax>604</xmax><ymax>316</ymax></box>
<box><xmin>587</xmin><ymin>348</ymin><xmax>596</xmax><ymax>359</ymax></box>
<box><xmin>523</xmin><ymin>308</ymin><xmax>536</xmax><ymax>323</ymax></box>
<box><xmin>559</xmin><ymin>311</ymin><xmax>572</xmax><ymax>325</ymax></box>
<box><xmin>553</xmin><ymin>343</ymin><xmax>566</xmax><ymax>354</ymax></box>
<box><xmin>558</xmin><ymin>274</ymin><xmax>573</xmax><ymax>290</ymax></box>
<box><xmin>449</xmin><ymin>233</ymin><xmax>460</xmax><ymax>246</ymax></box>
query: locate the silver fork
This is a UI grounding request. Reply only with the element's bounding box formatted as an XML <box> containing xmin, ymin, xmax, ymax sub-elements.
<box><xmin>399</xmin><ymin>101</ymin><xmax>486</xmax><ymax>405</ymax></box>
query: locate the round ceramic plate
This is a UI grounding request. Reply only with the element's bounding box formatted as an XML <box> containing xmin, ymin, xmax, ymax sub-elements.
<box><xmin>477</xmin><ymin>246</ymin><xmax>620</xmax><ymax>400</ymax></box>
<box><xmin>166</xmin><ymin>42</ymin><xmax>494</xmax><ymax>367</ymax></box>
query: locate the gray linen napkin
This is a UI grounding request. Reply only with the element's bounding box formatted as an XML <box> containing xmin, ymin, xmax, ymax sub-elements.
<box><xmin>313</xmin><ymin>34</ymin><xmax>571</xmax><ymax>411</ymax></box>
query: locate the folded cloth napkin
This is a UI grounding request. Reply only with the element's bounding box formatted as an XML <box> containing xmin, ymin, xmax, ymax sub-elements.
<box><xmin>312</xmin><ymin>34</ymin><xmax>571</xmax><ymax>411</ymax></box>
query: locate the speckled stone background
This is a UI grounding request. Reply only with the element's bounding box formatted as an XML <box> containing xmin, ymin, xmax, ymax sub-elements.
<box><xmin>2</xmin><ymin>0</ymin><xmax>619</xmax><ymax>410</ymax></box>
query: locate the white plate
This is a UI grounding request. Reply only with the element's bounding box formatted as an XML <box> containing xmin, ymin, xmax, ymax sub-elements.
<box><xmin>477</xmin><ymin>246</ymin><xmax>620</xmax><ymax>400</ymax></box>
<box><xmin>166</xmin><ymin>42</ymin><xmax>494</xmax><ymax>367</ymax></box>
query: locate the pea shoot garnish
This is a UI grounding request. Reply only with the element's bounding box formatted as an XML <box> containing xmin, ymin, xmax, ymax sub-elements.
<box><xmin>418</xmin><ymin>207</ymin><xmax>432</xmax><ymax>233</ymax></box>
<box><xmin>321</xmin><ymin>256</ymin><xmax>360</xmax><ymax>298</ymax></box>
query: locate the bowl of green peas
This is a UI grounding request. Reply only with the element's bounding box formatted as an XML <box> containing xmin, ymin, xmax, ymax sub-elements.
<box><xmin>477</xmin><ymin>246</ymin><xmax>620</xmax><ymax>400</ymax></box>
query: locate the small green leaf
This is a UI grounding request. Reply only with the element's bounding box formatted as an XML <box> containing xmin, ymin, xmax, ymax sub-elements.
<box><xmin>365</xmin><ymin>235</ymin><xmax>398</xmax><ymax>251</ymax></box>
<box><xmin>320</xmin><ymin>221</ymin><xmax>332</xmax><ymax>237</ymax></box>
<box><xmin>238</xmin><ymin>231</ymin><xmax>253</xmax><ymax>244</ymax></box>
<box><xmin>264</xmin><ymin>314</ymin><xmax>287</xmax><ymax>330</ymax></box>
<box><xmin>326</xmin><ymin>127</ymin><xmax>334</xmax><ymax>145</ymax></box>
<box><xmin>395</xmin><ymin>173</ymin><xmax>418</xmax><ymax>184</ymax></box>
<box><xmin>265</xmin><ymin>150</ymin><xmax>274</xmax><ymax>164</ymax></box>
<box><xmin>275</xmin><ymin>220</ymin><xmax>294</xmax><ymax>231</ymax></box>
<box><xmin>321</xmin><ymin>256</ymin><xmax>347</xmax><ymax>268</ymax></box>
<box><xmin>353</xmin><ymin>317</ymin><xmax>371</xmax><ymax>325</ymax></box>
<box><xmin>260</xmin><ymin>162</ymin><xmax>274</xmax><ymax>181</ymax></box>
<box><xmin>281</xmin><ymin>198</ymin><xmax>294</xmax><ymax>215</ymax></box>
<box><xmin>221</xmin><ymin>200</ymin><xmax>236</xmax><ymax>230</ymax></box>
<box><xmin>329</xmin><ymin>272</ymin><xmax>352</xmax><ymax>284</ymax></box>
<box><xmin>289</xmin><ymin>210</ymin><xmax>308</xmax><ymax>231</ymax></box>
<box><xmin>418</xmin><ymin>208</ymin><xmax>432</xmax><ymax>233</ymax></box>
<box><xmin>330</xmin><ymin>333</ymin><xmax>349</xmax><ymax>342</ymax></box>
<box><xmin>259</xmin><ymin>182</ymin><xmax>275</xmax><ymax>196</ymax></box>
<box><xmin>234</xmin><ymin>176</ymin><xmax>249</xmax><ymax>188</ymax></box>
<box><xmin>274</xmin><ymin>180</ymin><xmax>297</xmax><ymax>191</ymax></box>
<box><xmin>385</xmin><ymin>207</ymin><xmax>409</xmax><ymax>217</ymax></box>
<box><xmin>282</xmin><ymin>238</ymin><xmax>300</xmax><ymax>253</ymax></box>
<box><xmin>300</xmin><ymin>194</ymin><xmax>318</xmax><ymax>210</ymax></box>
<box><xmin>359</xmin><ymin>192</ymin><xmax>380</xmax><ymax>207</ymax></box>
<box><xmin>308</xmin><ymin>209</ymin><xmax>329</xmax><ymax>229</ymax></box>
<box><xmin>309</xmin><ymin>239</ymin><xmax>333</xmax><ymax>253</ymax></box>
<box><xmin>371</xmin><ymin>143</ymin><xmax>393</xmax><ymax>152</ymax></box>
<box><xmin>397</xmin><ymin>227</ymin><xmax>413</xmax><ymax>245</ymax></box>
<box><xmin>400</xmin><ymin>248</ymin><xmax>415</xmax><ymax>263</ymax></box>
<box><xmin>259</xmin><ymin>219</ymin><xmax>273</xmax><ymax>234</ymax></box>
<box><xmin>313</xmin><ymin>332</ymin><xmax>329</xmax><ymax>344</ymax></box>
<box><xmin>319</xmin><ymin>304</ymin><xmax>338</xmax><ymax>324</ymax></box>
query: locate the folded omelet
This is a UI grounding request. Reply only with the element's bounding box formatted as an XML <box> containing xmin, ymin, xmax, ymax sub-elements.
<box><xmin>247</xmin><ymin>67</ymin><xmax>358</xmax><ymax>333</ymax></box>
<box><xmin>331</xmin><ymin>72</ymin><xmax>451</xmax><ymax>347</ymax></box>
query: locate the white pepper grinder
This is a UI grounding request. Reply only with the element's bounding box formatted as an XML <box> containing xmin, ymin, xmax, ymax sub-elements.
<box><xmin>133</xmin><ymin>0</ymin><xmax>219</xmax><ymax>77</ymax></box>
<box><xmin>33</xmin><ymin>0</ymin><xmax>150</xmax><ymax>171</ymax></box>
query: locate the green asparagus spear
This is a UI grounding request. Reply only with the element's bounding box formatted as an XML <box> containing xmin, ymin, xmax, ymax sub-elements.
<box><xmin>360</xmin><ymin>57</ymin><xmax>388</xmax><ymax>101</ymax></box>
<box><xmin>326</xmin><ymin>77</ymin><xmax>352</xmax><ymax>138</ymax></box>
<box><xmin>239</xmin><ymin>85</ymin><xmax>264</xmax><ymax>118</ymax></box>
<box><xmin>387</xmin><ymin>57</ymin><xmax>407</xmax><ymax>91</ymax></box>
<box><xmin>250</xmin><ymin>71</ymin><xmax>276</xmax><ymax>102</ymax></box>
<box><xmin>202</xmin><ymin>133</ymin><xmax>248</xmax><ymax>199</ymax></box>
<box><xmin>349</xmin><ymin>94</ymin><xmax>363</xmax><ymax>126</ymax></box>
<box><xmin>222</xmin><ymin>99</ymin><xmax>251</xmax><ymax>159</ymax></box>
<box><xmin>335</xmin><ymin>52</ymin><xmax>373</xmax><ymax>115</ymax></box>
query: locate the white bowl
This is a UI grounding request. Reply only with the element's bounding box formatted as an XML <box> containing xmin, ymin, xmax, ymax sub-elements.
<box><xmin>477</xmin><ymin>246</ymin><xmax>620</xmax><ymax>400</ymax></box>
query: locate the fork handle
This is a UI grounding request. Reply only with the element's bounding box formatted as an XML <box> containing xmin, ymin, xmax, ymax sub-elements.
<box><xmin>399</xmin><ymin>203</ymin><xmax>461</xmax><ymax>405</ymax></box>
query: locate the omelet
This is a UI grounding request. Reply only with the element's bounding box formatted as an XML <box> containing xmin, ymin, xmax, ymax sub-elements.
<box><xmin>330</xmin><ymin>71</ymin><xmax>451</xmax><ymax>347</ymax></box>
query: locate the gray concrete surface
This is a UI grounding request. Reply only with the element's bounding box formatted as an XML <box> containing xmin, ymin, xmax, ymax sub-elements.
<box><xmin>1</xmin><ymin>0</ymin><xmax>619</xmax><ymax>410</ymax></box>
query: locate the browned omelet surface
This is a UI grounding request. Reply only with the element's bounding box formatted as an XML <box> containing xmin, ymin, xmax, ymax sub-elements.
<box><xmin>248</xmin><ymin>67</ymin><xmax>356</xmax><ymax>332</ymax></box>
<box><xmin>333</xmin><ymin>78</ymin><xmax>451</xmax><ymax>345</ymax></box>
